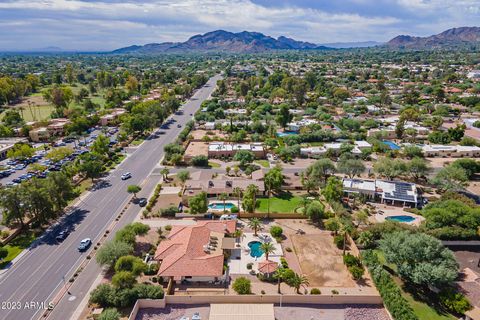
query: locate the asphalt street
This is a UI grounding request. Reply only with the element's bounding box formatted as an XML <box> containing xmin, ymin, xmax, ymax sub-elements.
<box><xmin>0</xmin><ymin>74</ymin><xmax>221</xmax><ymax>320</ymax></box>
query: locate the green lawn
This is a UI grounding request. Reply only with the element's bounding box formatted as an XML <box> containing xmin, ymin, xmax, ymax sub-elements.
<box><xmin>254</xmin><ymin>160</ymin><xmax>270</xmax><ymax>168</ymax></box>
<box><xmin>256</xmin><ymin>193</ymin><xmax>304</xmax><ymax>213</ymax></box>
<box><xmin>0</xmin><ymin>231</ymin><xmax>37</xmax><ymax>269</ymax></box>
<box><xmin>208</xmin><ymin>161</ymin><xmax>221</xmax><ymax>168</ymax></box>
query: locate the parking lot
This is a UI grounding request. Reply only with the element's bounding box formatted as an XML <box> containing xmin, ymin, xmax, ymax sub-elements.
<box><xmin>0</xmin><ymin>126</ymin><xmax>119</xmax><ymax>186</ymax></box>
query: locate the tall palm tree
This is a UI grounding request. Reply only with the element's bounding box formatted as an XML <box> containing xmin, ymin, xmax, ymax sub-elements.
<box><xmin>232</xmin><ymin>187</ymin><xmax>243</xmax><ymax>216</ymax></box>
<box><xmin>274</xmin><ymin>268</ymin><xmax>288</xmax><ymax>294</ymax></box>
<box><xmin>340</xmin><ymin>221</ymin><xmax>353</xmax><ymax>255</ymax></box>
<box><xmin>260</xmin><ymin>242</ymin><xmax>275</xmax><ymax>261</ymax></box>
<box><xmin>246</xmin><ymin>184</ymin><xmax>260</xmax><ymax>214</ymax></box>
<box><xmin>218</xmin><ymin>192</ymin><xmax>229</xmax><ymax>214</ymax></box>
<box><xmin>289</xmin><ymin>273</ymin><xmax>309</xmax><ymax>294</ymax></box>
<box><xmin>248</xmin><ymin>218</ymin><xmax>262</xmax><ymax>236</ymax></box>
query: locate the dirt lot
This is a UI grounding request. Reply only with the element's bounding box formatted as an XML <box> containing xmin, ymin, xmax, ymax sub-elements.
<box><xmin>291</xmin><ymin>232</ymin><xmax>356</xmax><ymax>287</ymax></box>
<box><xmin>135</xmin><ymin>304</ymin><xmax>210</xmax><ymax>320</ymax></box>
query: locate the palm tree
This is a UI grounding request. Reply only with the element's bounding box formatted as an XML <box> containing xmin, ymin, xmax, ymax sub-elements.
<box><xmin>246</xmin><ymin>184</ymin><xmax>260</xmax><ymax>214</ymax></box>
<box><xmin>248</xmin><ymin>218</ymin><xmax>262</xmax><ymax>236</ymax></box>
<box><xmin>260</xmin><ymin>242</ymin><xmax>275</xmax><ymax>261</ymax></box>
<box><xmin>289</xmin><ymin>273</ymin><xmax>309</xmax><ymax>294</ymax></box>
<box><xmin>218</xmin><ymin>192</ymin><xmax>229</xmax><ymax>214</ymax></box>
<box><xmin>340</xmin><ymin>222</ymin><xmax>353</xmax><ymax>255</ymax></box>
<box><xmin>232</xmin><ymin>187</ymin><xmax>243</xmax><ymax>216</ymax></box>
<box><xmin>160</xmin><ymin>168</ymin><xmax>170</xmax><ymax>181</ymax></box>
<box><xmin>274</xmin><ymin>268</ymin><xmax>288</xmax><ymax>294</ymax></box>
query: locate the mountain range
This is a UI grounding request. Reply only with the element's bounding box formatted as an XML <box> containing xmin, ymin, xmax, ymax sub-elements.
<box><xmin>112</xmin><ymin>30</ymin><xmax>330</xmax><ymax>54</ymax></box>
<box><xmin>387</xmin><ymin>27</ymin><xmax>480</xmax><ymax>49</ymax></box>
<box><xmin>112</xmin><ymin>27</ymin><xmax>480</xmax><ymax>54</ymax></box>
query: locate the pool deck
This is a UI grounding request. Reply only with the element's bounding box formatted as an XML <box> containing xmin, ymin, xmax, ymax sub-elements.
<box><xmin>373</xmin><ymin>205</ymin><xmax>424</xmax><ymax>226</ymax></box>
<box><xmin>228</xmin><ymin>232</ymin><xmax>283</xmax><ymax>275</ymax></box>
<box><xmin>207</xmin><ymin>200</ymin><xmax>237</xmax><ymax>212</ymax></box>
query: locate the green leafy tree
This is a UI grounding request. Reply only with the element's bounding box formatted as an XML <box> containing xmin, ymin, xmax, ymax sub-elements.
<box><xmin>373</xmin><ymin>157</ymin><xmax>407</xmax><ymax>180</ymax></box>
<box><xmin>304</xmin><ymin>158</ymin><xmax>336</xmax><ymax>190</ymax></box>
<box><xmin>188</xmin><ymin>192</ymin><xmax>208</xmax><ymax>214</ymax></box>
<box><xmin>305</xmin><ymin>200</ymin><xmax>325</xmax><ymax>221</ymax></box>
<box><xmin>276</xmin><ymin>104</ymin><xmax>293</xmax><ymax>128</ymax></box>
<box><xmin>337</xmin><ymin>157</ymin><xmax>365</xmax><ymax>179</ymax></box>
<box><xmin>233</xmin><ymin>150</ymin><xmax>255</xmax><ymax>167</ymax></box>
<box><xmin>127</xmin><ymin>185</ymin><xmax>141</xmax><ymax>198</ymax></box>
<box><xmin>114</xmin><ymin>255</ymin><xmax>147</xmax><ymax>276</ymax></box>
<box><xmin>322</xmin><ymin>177</ymin><xmax>343</xmax><ymax>204</ymax></box>
<box><xmin>91</xmin><ymin>134</ymin><xmax>110</xmax><ymax>156</ymax></box>
<box><xmin>98</xmin><ymin>308</ymin><xmax>121</xmax><ymax>320</ymax></box>
<box><xmin>7</xmin><ymin>143</ymin><xmax>34</xmax><ymax>160</ymax></box>
<box><xmin>78</xmin><ymin>154</ymin><xmax>104</xmax><ymax>182</ymax></box>
<box><xmin>46</xmin><ymin>146</ymin><xmax>74</xmax><ymax>162</ymax></box>
<box><xmin>177</xmin><ymin>170</ymin><xmax>190</xmax><ymax>185</ymax></box>
<box><xmin>96</xmin><ymin>240</ymin><xmax>133</xmax><ymax>267</ymax></box>
<box><xmin>379</xmin><ymin>231</ymin><xmax>458</xmax><ymax>288</ymax></box>
<box><xmin>430</xmin><ymin>165</ymin><xmax>468</xmax><ymax>191</ymax></box>
<box><xmin>407</xmin><ymin>157</ymin><xmax>430</xmax><ymax>181</ymax></box>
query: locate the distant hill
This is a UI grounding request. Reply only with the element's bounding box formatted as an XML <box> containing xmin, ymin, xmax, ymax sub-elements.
<box><xmin>319</xmin><ymin>41</ymin><xmax>382</xmax><ymax>49</ymax></box>
<box><xmin>387</xmin><ymin>27</ymin><xmax>480</xmax><ymax>49</ymax></box>
<box><xmin>112</xmin><ymin>30</ymin><xmax>332</xmax><ymax>54</ymax></box>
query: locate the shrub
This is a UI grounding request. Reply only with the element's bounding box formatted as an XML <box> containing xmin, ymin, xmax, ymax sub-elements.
<box><xmin>348</xmin><ymin>266</ymin><xmax>364</xmax><ymax>280</ymax></box>
<box><xmin>144</xmin><ymin>263</ymin><xmax>159</xmax><ymax>276</ymax></box>
<box><xmin>285</xmin><ymin>247</ymin><xmax>292</xmax><ymax>252</ymax></box>
<box><xmin>331</xmin><ymin>289</ymin><xmax>339</xmax><ymax>295</ymax></box>
<box><xmin>165</xmin><ymin>225</ymin><xmax>172</xmax><ymax>231</ymax></box>
<box><xmin>439</xmin><ymin>288</ymin><xmax>472</xmax><ymax>315</ymax></box>
<box><xmin>112</xmin><ymin>271</ymin><xmax>137</xmax><ymax>289</ymax></box>
<box><xmin>114</xmin><ymin>255</ymin><xmax>147</xmax><ymax>276</ymax></box>
<box><xmin>160</xmin><ymin>206</ymin><xmax>179</xmax><ymax>217</ymax></box>
<box><xmin>98</xmin><ymin>308</ymin><xmax>121</xmax><ymax>320</ymax></box>
<box><xmin>270</xmin><ymin>226</ymin><xmax>283</xmax><ymax>238</ymax></box>
<box><xmin>246</xmin><ymin>263</ymin><xmax>253</xmax><ymax>270</ymax></box>
<box><xmin>230</xmin><ymin>206</ymin><xmax>239</xmax><ymax>214</ymax></box>
<box><xmin>310</xmin><ymin>288</ymin><xmax>321</xmax><ymax>295</ymax></box>
<box><xmin>233</xmin><ymin>277</ymin><xmax>251</xmax><ymax>295</ymax></box>
<box><xmin>280</xmin><ymin>257</ymin><xmax>289</xmax><ymax>269</ymax></box>
<box><xmin>334</xmin><ymin>235</ymin><xmax>344</xmax><ymax>249</ymax></box>
<box><xmin>90</xmin><ymin>284</ymin><xmax>116</xmax><ymax>307</ymax></box>
<box><xmin>343</xmin><ymin>253</ymin><xmax>361</xmax><ymax>268</ymax></box>
<box><xmin>191</xmin><ymin>155</ymin><xmax>209</xmax><ymax>167</ymax></box>
<box><xmin>0</xmin><ymin>246</ymin><xmax>8</xmax><ymax>260</ymax></box>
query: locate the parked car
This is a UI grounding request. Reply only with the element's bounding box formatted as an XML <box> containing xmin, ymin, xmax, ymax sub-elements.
<box><xmin>121</xmin><ymin>172</ymin><xmax>132</xmax><ymax>180</ymax></box>
<box><xmin>14</xmin><ymin>164</ymin><xmax>26</xmax><ymax>170</ymax></box>
<box><xmin>55</xmin><ymin>230</ymin><xmax>69</xmax><ymax>241</ymax></box>
<box><xmin>78</xmin><ymin>238</ymin><xmax>91</xmax><ymax>251</ymax></box>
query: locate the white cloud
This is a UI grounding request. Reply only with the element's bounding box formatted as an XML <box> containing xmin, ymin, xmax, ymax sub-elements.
<box><xmin>0</xmin><ymin>0</ymin><xmax>477</xmax><ymax>50</ymax></box>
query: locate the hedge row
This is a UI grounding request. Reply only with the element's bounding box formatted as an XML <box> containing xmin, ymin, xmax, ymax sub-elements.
<box><xmin>362</xmin><ymin>250</ymin><xmax>418</xmax><ymax>320</ymax></box>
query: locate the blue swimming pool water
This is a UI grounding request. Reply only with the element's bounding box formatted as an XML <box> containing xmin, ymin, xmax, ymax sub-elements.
<box><xmin>208</xmin><ymin>203</ymin><xmax>235</xmax><ymax>210</ymax></box>
<box><xmin>248</xmin><ymin>241</ymin><xmax>264</xmax><ymax>258</ymax></box>
<box><xmin>386</xmin><ymin>215</ymin><xmax>416</xmax><ymax>223</ymax></box>
<box><xmin>382</xmin><ymin>140</ymin><xmax>401</xmax><ymax>150</ymax></box>
<box><xmin>277</xmin><ymin>131</ymin><xmax>298</xmax><ymax>137</ymax></box>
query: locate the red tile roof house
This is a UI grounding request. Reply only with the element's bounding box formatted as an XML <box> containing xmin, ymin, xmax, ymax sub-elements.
<box><xmin>154</xmin><ymin>221</ymin><xmax>236</xmax><ymax>284</ymax></box>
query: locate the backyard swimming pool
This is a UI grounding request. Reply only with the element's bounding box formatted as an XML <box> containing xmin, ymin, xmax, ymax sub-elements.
<box><xmin>386</xmin><ymin>215</ymin><xmax>416</xmax><ymax>223</ymax></box>
<box><xmin>277</xmin><ymin>131</ymin><xmax>298</xmax><ymax>137</ymax></box>
<box><xmin>382</xmin><ymin>140</ymin><xmax>401</xmax><ymax>150</ymax></box>
<box><xmin>208</xmin><ymin>202</ymin><xmax>235</xmax><ymax>210</ymax></box>
<box><xmin>248</xmin><ymin>241</ymin><xmax>264</xmax><ymax>258</ymax></box>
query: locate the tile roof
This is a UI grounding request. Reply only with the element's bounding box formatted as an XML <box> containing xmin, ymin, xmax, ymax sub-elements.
<box><xmin>154</xmin><ymin>221</ymin><xmax>235</xmax><ymax>279</ymax></box>
<box><xmin>258</xmin><ymin>260</ymin><xmax>279</xmax><ymax>274</ymax></box>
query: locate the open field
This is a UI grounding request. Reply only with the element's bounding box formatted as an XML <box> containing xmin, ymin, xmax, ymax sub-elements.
<box><xmin>291</xmin><ymin>233</ymin><xmax>356</xmax><ymax>287</ymax></box>
<box><xmin>0</xmin><ymin>95</ymin><xmax>55</xmax><ymax>122</ymax></box>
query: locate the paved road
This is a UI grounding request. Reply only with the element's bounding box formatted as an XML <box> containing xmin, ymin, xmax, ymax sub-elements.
<box><xmin>0</xmin><ymin>74</ymin><xmax>221</xmax><ymax>320</ymax></box>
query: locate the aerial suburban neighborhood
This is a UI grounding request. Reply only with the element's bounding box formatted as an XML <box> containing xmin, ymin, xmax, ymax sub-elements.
<box><xmin>1</xmin><ymin>2</ymin><xmax>480</xmax><ymax>320</ymax></box>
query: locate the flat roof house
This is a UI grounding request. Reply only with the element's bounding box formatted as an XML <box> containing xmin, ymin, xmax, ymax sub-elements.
<box><xmin>343</xmin><ymin>178</ymin><xmax>419</xmax><ymax>207</ymax></box>
<box><xmin>421</xmin><ymin>145</ymin><xmax>480</xmax><ymax>158</ymax></box>
<box><xmin>154</xmin><ymin>221</ymin><xmax>236</xmax><ymax>283</ymax></box>
<box><xmin>208</xmin><ymin>142</ymin><xmax>266</xmax><ymax>159</ymax></box>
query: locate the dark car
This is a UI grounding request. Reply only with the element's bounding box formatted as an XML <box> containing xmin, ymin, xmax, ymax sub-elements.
<box><xmin>55</xmin><ymin>230</ymin><xmax>69</xmax><ymax>241</ymax></box>
<box><xmin>138</xmin><ymin>198</ymin><xmax>147</xmax><ymax>207</ymax></box>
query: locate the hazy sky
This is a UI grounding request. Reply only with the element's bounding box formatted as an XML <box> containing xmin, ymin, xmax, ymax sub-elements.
<box><xmin>0</xmin><ymin>0</ymin><xmax>479</xmax><ymax>51</ymax></box>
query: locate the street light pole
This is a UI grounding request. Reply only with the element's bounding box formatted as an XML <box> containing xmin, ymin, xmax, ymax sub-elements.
<box><xmin>62</xmin><ymin>276</ymin><xmax>71</xmax><ymax>295</ymax></box>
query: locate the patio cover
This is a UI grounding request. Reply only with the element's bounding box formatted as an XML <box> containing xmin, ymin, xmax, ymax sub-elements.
<box><xmin>209</xmin><ymin>303</ymin><xmax>275</xmax><ymax>320</ymax></box>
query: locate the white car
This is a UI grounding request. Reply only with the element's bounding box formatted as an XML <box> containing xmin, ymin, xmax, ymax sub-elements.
<box><xmin>78</xmin><ymin>238</ymin><xmax>91</xmax><ymax>251</ymax></box>
<box><xmin>121</xmin><ymin>172</ymin><xmax>132</xmax><ymax>180</ymax></box>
